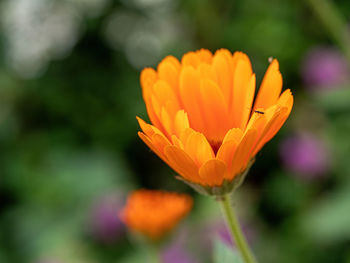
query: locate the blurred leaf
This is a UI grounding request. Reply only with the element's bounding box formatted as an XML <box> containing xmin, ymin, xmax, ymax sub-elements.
<box><xmin>262</xmin><ymin>172</ymin><xmax>312</xmax><ymax>216</ymax></box>
<box><xmin>117</xmin><ymin>249</ymin><xmax>149</xmax><ymax>263</ymax></box>
<box><xmin>0</xmin><ymin>249</ymin><xmax>7</xmax><ymax>263</ymax></box>
<box><xmin>301</xmin><ymin>183</ymin><xmax>350</xmax><ymax>242</ymax></box>
<box><xmin>213</xmin><ymin>238</ymin><xmax>243</xmax><ymax>263</ymax></box>
<box><xmin>6</xmin><ymin>146</ymin><xmax>133</xmax><ymax>209</ymax></box>
<box><xmin>315</xmin><ymin>86</ymin><xmax>350</xmax><ymax>112</ymax></box>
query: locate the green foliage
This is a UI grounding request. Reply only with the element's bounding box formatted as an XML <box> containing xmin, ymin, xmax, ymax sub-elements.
<box><xmin>0</xmin><ymin>0</ymin><xmax>350</xmax><ymax>262</ymax></box>
<box><xmin>301</xmin><ymin>182</ymin><xmax>350</xmax><ymax>242</ymax></box>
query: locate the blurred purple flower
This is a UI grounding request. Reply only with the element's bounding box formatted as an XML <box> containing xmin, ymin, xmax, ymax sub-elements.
<box><xmin>162</xmin><ymin>245</ymin><xmax>197</xmax><ymax>263</ymax></box>
<box><xmin>160</xmin><ymin>226</ymin><xmax>198</xmax><ymax>263</ymax></box>
<box><xmin>89</xmin><ymin>194</ymin><xmax>125</xmax><ymax>243</ymax></box>
<box><xmin>280</xmin><ymin>133</ymin><xmax>330</xmax><ymax>178</ymax></box>
<box><xmin>216</xmin><ymin>223</ymin><xmax>233</xmax><ymax>246</ymax></box>
<box><xmin>301</xmin><ymin>47</ymin><xmax>349</xmax><ymax>89</ymax></box>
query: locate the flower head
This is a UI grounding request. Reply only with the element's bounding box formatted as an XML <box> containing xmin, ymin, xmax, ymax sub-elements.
<box><xmin>120</xmin><ymin>190</ymin><xmax>193</xmax><ymax>240</ymax></box>
<box><xmin>137</xmin><ymin>49</ymin><xmax>293</xmax><ymax>195</ymax></box>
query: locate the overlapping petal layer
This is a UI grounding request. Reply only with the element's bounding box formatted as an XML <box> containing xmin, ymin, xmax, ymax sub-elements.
<box><xmin>138</xmin><ymin>49</ymin><xmax>293</xmax><ymax>188</ymax></box>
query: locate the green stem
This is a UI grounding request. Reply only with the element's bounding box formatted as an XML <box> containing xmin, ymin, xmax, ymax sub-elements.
<box><xmin>146</xmin><ymin>242</ymin><xmax>161</xmax><ymax>263</ymax></box>
<box><xmin>306</xmin><ymin>0</ymin><xmax>350</xmax><ymax>63</ymax></box>
<box><xmin>218</xmin><ymin>194</ymin><xmax>257</xmax><ymax>263</ymax></box>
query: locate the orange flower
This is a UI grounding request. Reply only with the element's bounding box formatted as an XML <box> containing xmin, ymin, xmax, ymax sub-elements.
<box><xmin>137</xmin><ymin>49</ymin><xmax>293</xmax><ymax>195</ymax></box>
<box><xmin>120</xmin><ymin>190</ymin><xmax>193</xmax><ymax>240</ymax></box>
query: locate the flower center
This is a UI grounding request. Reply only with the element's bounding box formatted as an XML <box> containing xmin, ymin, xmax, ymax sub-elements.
<box><xmin>209</xmin><ymin>140</ymin><xmax>222</xmax><ymax>155</ymax></box>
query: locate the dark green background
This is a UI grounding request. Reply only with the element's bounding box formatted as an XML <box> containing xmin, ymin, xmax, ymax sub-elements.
<box><xmin>0</xmin><ymin>0</ymin><xmax>349</xmax><ymax>262</ymax></box>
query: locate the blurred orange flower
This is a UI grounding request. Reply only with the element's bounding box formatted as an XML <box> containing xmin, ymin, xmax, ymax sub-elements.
<box><xmin>137</xmin><ymin>49</ymin><xmax>293</xmax><ymax>195</ymax></box>
<box><xmin>120</xmin><ymin>190</ymin><xmax>192</xmax><ymax>240</ymax></box>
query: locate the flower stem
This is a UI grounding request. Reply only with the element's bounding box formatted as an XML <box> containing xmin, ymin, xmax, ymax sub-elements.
<box><xmin>305</xmin><ymin>0</ymin><xmax>350</xmax><ymax>63</ymax></box>
<box><xmin>218</xmin><ymin>194</ymin><xmax>257</xmax><ymax>263</ymax></box>
<box><xmin>146</xmin><ymin>242</ymin><xmax>161</xmax><ymax>263</ymax></box>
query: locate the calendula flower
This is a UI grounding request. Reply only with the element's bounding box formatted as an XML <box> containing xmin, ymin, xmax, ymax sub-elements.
<box><xmin>137</xmin><ymin>49</ymin><xmax>293</xmax><ymax>195</ymax></box>
<box><xmin>120</xmin><ymin>190</ymin><xmax>192</xmax><ymax>240</ymax></box>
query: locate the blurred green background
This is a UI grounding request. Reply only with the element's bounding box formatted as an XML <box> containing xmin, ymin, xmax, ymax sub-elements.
<box><xmin>0</xmin><ymin>0</ymin><xmax>350</xmax><ymax>262</ymax></box>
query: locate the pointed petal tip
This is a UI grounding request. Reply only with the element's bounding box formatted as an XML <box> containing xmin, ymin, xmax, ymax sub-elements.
<box><xmin>270</xmin><ymin>58</ymin><xmax>280</xmax><ymax>68</ymax></box>
<box><xmin>285</xmin><ymin>89</ymin><xmax>293</xmax><ymax>96</ymax></box>
<box><xmin>136</xmin><ymin>116</ymin><xmax>147</xmax><ymax>127</ymax></box>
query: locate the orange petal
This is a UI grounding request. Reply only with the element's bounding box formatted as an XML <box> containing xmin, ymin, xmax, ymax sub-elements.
<box><xmin>171</xmin><ymin>135</ymin><xmax>184</xmax><ymax>149</ymax></box>
<box><xmin>199</xmin><ymin>159</ymin><xmax>226</xmax><ymax>186</ymax></box>
<box><xmin>179</xmin><ymin>66</ymin><xmax>205</xmax><ymax>132</ymax></box>
<box><xmin>148</xmin><ymin>95</ymin><xmax>167</xmax><ymax>134</ymax></box>
<box><xmin>157</xmin><ymin>58</ymin><xmax>181</xmax><ymax>103</ymax></box>
<box><xmin>182</xmin><ymin>52</ymin><xmax>200</xmax><ymax>68</ymax></box>
<box><xmin>158</xmin><ymin>55</ymin><xmax>180</xmax><ymax>71</ymax></box>
<box><xmin>231</xmin><ymin>52</ymin><xmax>252</xmax><ymax>75</ymax></box>
<box><xmin>252</xmin><ymin>106</ymin><xmax>288</xmax><ymax>156</ymax></box>
<box><xmin>231</xmin><ymin>129</ymin><xmax>258</xmax><ymax>179</ymax></box>
<box><xmin>184</xmin><ymin>131</ymin><xmax>215</xmax><ymax>167</ymax></box>
<box><xmin>198</xmin><ymin>63</ymin><xmax>218</xmax><ymax>83</ymax></box>
<box><xmin>160</xmin><ymin>107</ymin><xmax>174</xmax><ymax>137</ymax></box>
<box><xmin>179</xmin><ymin>128</ymin><xmax>194</xmax><ymax>144</ymax></box>
<box><xmin>137</xmin><ymin>117</ymin><xmax>165</xmax><ymax>138</ymax></box>
<box><xmin>164</xmin><ymin>145</ymin><xmax>201</xmax><ymax>183</ymax></box>
<box><xmin>253</xmin><ymin>59</ymin><xmax>282</xmax><ymax>110</ymax></box>
<box><xmin>140</xmin><ymin>68</ymin><xmax>157</xmax><ymax>101</ymax></box>
<box><xmin>217</xmin><ymin>140</ymin><xmax>238</xmax><ymax>172</ymax></box>
<box><xmin>137</xmin><ymin>117</ymin><xmax>171</xmax><ymax>154</ymax></box>
<box><xmin>244</xmin><ymin>111</ymin><xmax>268</xmax><ymax>157</ymax></box>
<box><xmin>136</xmin><ymin>117</ymin><xmax>171</xmax><ymax>152</ymax></box>
<box><xmin>199</xmin><ymin>79</ymin><xmax>229</xmax><ymax>141</ymax></box>
<box><xmin>231</xmin><ymin>58</ymin><xmax>254</xmax><ymax>129</ymax></box>
<box><xmin>152</xmin><ymin>80</ymin><xmax>181</xmax><ymax>112</ymax></box>
<box><xmin>222</xmin><ymin>128</ymin><xmax>244</xmax><ymax>144</ymax></box>
<box><xmin>241</xmin><ymin>74</ymin><xmax>256</xmax><ymax>130</ymax></box>
<box><xmin>174</xmin><ymin>110</ymin><xmax>190</xmax><ymax>138</ymax></box>
<box><xmin>252</xmin><ymin>90</ymin><xmax>293</xmax><ymax>154</ymax></box>
<box><xmin>138</xmin><ymin>132</ymin><xmax>168</xmax><ymax>164</ymax></box>
<box><xmin>163</xmin><ymin>100</ymin><xmax>180</xmax><ymax>122</ymax></box>
<box><xmin>140</xmin><ymin>68</ymin><xmax>164</xmax><ymax>130</ymax></box>
<box><xmin>212</xmin><ymin>50</ymin><xmax>233</xmax><ymax>103</ymax></box>
<box><xmin>137</xmin><ymin>116</ymin><xmax>155</xmax><ymax>137</ymax></box>
<box><xmin>152</xmin><ymin>93</ymin><xmax>182</xmax><ymax>131</ymax></box>
<box><xmin>245</xmin><ymin>110</ymin><xmax>267</xmax><ymax>132</ymax></box>
<box><xmin>215</xmin><ymin>49</ymin><xmax>233</xmax><ymax>61</ymax></box>
<box><xmin>277</xmin><ymin>89</ymin><xmax>293</xmax><ymax>115</ymax></box>
<box><xmin>151</xmin><ymin>133</ymin><xmax>171</xmax><ymax>154</ymax></box>
<box><xmin>196</xmin><ymin>49</ymin><xmax>213</xmax><ymax>63</ymax></box>
<box><xmin>264</xmin><ymin>110</ymin><xmax>289</xmax><ymax>142</ymax></box>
